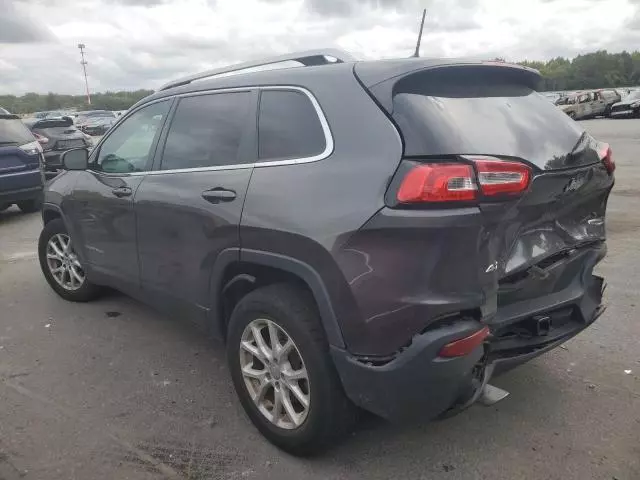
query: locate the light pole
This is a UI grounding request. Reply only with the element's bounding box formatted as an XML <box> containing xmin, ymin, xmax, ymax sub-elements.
<box><xmin>78</xmin><ymin>43</ymin><xmax>91</xmax><ymax>105</ymax></box>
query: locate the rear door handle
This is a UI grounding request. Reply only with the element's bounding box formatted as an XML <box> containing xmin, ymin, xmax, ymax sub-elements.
<box><xmin>202</xmin><ymin>188</ymin><xmax>236</xmax><ymax>203</ymax></box>
<box><xmin>112</xmin><ymin>186</ymin><xmax>132</xmax><ymax>198</ymax></box>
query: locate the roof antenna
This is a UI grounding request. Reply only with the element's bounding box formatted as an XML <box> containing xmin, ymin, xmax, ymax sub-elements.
<box><xmin>412</xmin><ymin>9</ymin><xmax>427</xmax><ymax>57</ymax></box>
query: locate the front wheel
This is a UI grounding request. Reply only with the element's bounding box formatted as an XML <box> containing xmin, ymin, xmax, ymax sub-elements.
<box><xmin>38</xmin><ymin>218</ymin><xmax>101</xmax><ymax>302</ymax></box>
<box><xmin>226</xmin><ymin>284</ymin><xmax>355</xmax><ymax>455</ymax></box>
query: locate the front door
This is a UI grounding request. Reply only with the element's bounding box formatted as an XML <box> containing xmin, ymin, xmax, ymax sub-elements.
<box><xmin>135</xmin><ymin>90</ymin><xmax>257</xmax><ymax>318</ymax></box>
<box><xmin>69</xmin><ymin>100</ymin><xmax>172</xmax><ymax>286</ymax></box>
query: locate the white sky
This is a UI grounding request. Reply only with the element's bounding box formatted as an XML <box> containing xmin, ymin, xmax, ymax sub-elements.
<box><xmin>1</xmin><ymin>0</ymin><xmax>639</xmax><ymax>94</ymax></box>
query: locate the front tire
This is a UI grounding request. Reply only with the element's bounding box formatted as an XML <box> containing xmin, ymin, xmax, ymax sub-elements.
<box><xmin>226</xmin><ymin>284</ymin><xmax>355</xmax><ymax>455</ymax></box>
<box><xmin>38</xmin><ymin>218</ymin><xmax>101</xmax><ymax>302</ymax></box>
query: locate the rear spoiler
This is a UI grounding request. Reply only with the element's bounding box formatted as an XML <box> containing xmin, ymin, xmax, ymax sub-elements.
<box><xmin>27</xmin><ymin>117</ymin><xmax>74</xmax><ymax>129</ymax></box>
<box><xmin>354</xmin><ymin>59</ymin><xmax>541</xmax><ymax>113</ymax></box>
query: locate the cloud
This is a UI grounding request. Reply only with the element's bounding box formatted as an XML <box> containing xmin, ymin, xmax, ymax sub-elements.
<box><xmin>0</xmin><ymin>0</ymin><xmax>637</xmax><ymax>95</ymax></box>
<box><xmin>0</xmin><ymin>0</ymin><xmax>54</xmax><ymax>43</ymax></box>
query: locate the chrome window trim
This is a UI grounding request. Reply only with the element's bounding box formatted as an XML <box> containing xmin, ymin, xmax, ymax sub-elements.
<box><xmin>116</xmin><ymin>85</ymin><xmax>334</xmax><ymax>177</ymax></box>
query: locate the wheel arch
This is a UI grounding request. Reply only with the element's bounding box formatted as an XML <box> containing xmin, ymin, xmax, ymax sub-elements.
<box><xmin>210</xmin><ymin>249</ymin><xmax>345</xmax><ymax>348</ymax></box>
<box><xmin>42</xmin><ymin>203</ymin><xmax>64</xmax><ymax>225</ymax></box>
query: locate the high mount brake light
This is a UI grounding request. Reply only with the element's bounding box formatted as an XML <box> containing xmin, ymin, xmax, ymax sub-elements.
<box><xmin>396</xmin><ymin>157</ymin><xmax>531</xmax><ymax>204</ymax></box>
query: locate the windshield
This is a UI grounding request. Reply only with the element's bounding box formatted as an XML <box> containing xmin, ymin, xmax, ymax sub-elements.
<box><xmin>0</xmin><ymin>117</ymin><xmax>36</xmax><ymax>145</ymax></box>
<box><xmin>392</xmin><ymin>74</ymin><xmax>583</xmax><ymax>169</ymax></box>
<box><xmin>623</xmin><ymin>90</ymin><xmax>640</xmax><ymax>101</ymax></box>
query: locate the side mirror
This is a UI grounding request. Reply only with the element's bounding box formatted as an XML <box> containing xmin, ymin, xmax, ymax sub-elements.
<box><xmin>62</xmin><ymin>148</ymin><xmax>89</xmax><ymax>170</ymax></box>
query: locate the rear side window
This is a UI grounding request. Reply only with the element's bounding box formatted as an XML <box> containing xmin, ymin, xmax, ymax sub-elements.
<box><xmin>258</xmin><ymin>90</ymin><xmax>326</xmax><ymax>161</ymax></box>
<box><xmin>392</xmin><ymin>69</ymin><xmax>583</xmax><ymax>169</ymax></box>
<box><xmin>0</xmin><ymin>117</ymin><xmax>35</xmax><ymax>145</ymax></box>
<box><xmin>161</xmin><ymin>92</ymin><xmax>252</xmax><ymax>170</ymax></box>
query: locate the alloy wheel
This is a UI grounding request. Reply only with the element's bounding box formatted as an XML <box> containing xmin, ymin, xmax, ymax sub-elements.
<box><xmin>46</xmin><ymin>233</ymin><xmax>85</xmax><ymax>291</ymax></box>
<box><xmin>239</xmin><ymin>318</ymin><xmax>310</xmax><ymax>430</ymax></box>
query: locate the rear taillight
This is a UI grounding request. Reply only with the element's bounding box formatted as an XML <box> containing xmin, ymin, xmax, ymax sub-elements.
<box><xmin>600</xmin><ymin>144</ymin><xmax>614</xmax><ymax>174</ymax></box>
<box><xmin>397</xmin><ymin>164</ymin><xmax>477</xmax><ymax>203</ymax></box>
<box><xmin>18</xmin><ymin>140</ymin><xmax>42</xmax><ymax>156</ymax></box>
<box><xmin>467</xmin><ymin>156</ymin><xmax>531</xmax><ymax>197</ymax></box>
<box><xmin>395</xmin><ymin>157</ymin><xmax>531</xmax><ymax>204</ymax></box>
<box><xmin>33</xmin><ymin>132</ymin><xmax>49</xmax><ymax>145</ymax></box>
<box><xmin>438</xmin><ymin>326</ymin><xmax>490</xmax><ymax>358</ymax></box>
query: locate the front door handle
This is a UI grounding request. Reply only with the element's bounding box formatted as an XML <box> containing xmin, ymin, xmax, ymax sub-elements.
<box><xmin>112</xmin><ymin>186</ymin><xmax>132</xmax><ymax>198</ymax></box>
<box><xmin>202</xmin><ymin>188</ymin><xmax>236</xmax><ymax>203</ymax></box>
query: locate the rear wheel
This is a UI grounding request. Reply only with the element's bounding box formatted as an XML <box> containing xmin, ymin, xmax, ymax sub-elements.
<box><xmin>17</xmin><ymin>197</ymin><xmax>42</xmax><ymax>213</ymax></box>
<box><xmin>568</xmin><ymin>111</ymin><xmax>576</xmax><ymax>119</ymax></box>
<box><xmin>38</xmin><ymin>218</ymin><xmax>101</xmax><ymax>302</ymax></box>
<box><xmin>226</xmin><ymin>284</ymin><xmax>355</xmax><ymax>455</ymax></box>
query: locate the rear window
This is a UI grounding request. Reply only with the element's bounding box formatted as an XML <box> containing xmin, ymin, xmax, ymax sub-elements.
<box><xmin>392</xmin><ymin>70</ymin><xmax>583</xmax><ymax>168</ymax></box>
<box><xmin>0</xmin><ymin>117</ymin><xmax>35</xmax><ymax>145</ymax></box>
<box><xmin>258</xmin><ymin>90</ymin><xmax>326</xmax><ymax>161</ymax></box>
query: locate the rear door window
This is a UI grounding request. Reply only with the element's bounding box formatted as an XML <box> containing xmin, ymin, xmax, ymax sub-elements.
<box><xmin>392</xmin><ymin>70</ymin><xmax>583</xmax><ymax>169</ymax></box>
<box><xmin>258</xmin><ymin>90</ymin><xmax>326</xmax><ymax>161</ymax></box>
<box><xmin>160</xmin><ymin>92</ymin><xmax>253</xmax><ymax>170</ymax></box>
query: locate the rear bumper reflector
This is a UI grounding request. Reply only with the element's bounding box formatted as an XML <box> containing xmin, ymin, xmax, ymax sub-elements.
<box><xmin>439</xmin><ymin>326</ymin><xmax>490</xmax><ymax>357</ymax></box>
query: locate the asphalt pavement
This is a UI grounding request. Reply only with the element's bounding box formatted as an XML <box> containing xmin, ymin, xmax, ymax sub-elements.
<box><xmin>0</xmin><ymin>119</ymin><xmax>638</xmax><ymax>480</ymax></box>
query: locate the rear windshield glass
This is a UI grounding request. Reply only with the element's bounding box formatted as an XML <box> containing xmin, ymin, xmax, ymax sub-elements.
<box><xmin>392</xmin><ymin>70</ymin><xmax>583</xmax><ymax>166</ymax></box>
<box><xmin>0</xmin><ymin>118</ymin><xmax>35</xmax><ymax>145</ymax></box>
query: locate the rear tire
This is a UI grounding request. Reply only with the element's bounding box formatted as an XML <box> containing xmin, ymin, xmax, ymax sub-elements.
<box><xmin>226</xmin><ymin>283</ymin><xmax>356</xmax><ymax>456</ymax></box>
<box><xmin>38</xmin><ymin>218</ymin><xmax>101</xmax><ymax>302</ymax></box>
<box><xmin>18</xmin><ymin>197</ymin><xmax>42</xmax><ymax>213</ymax></box>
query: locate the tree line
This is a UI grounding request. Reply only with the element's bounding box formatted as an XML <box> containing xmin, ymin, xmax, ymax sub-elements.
<box><xmin>520</xmin><ymin>50</ymin><xmax>640</xmax><ymax>91</ymax></box>
<box><xmin>0</xmin><ymin>90</ymin><xmax>154</xmax><ymax>115</ymax></box>
<box><xmin>2</xmin><ymin>50</ymin><xmax>640</xmax><ymax>114</ymax></box>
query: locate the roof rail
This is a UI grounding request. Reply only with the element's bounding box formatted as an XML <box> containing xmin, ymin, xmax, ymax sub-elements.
<box><xmin>160</xmin><ymin>49</ymin><xmax>357</xmax><ymax>91</ymax></box>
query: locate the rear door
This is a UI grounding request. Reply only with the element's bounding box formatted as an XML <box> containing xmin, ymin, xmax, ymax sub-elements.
<box><xmin>67</xmin><ymin>100</ymin><xmax>172</xmax><ymax>287</ymax></box>
<box><xmin>135</xmin><ymin>90</ymin><xmax>257</xmax><ymax>319</ymax></box>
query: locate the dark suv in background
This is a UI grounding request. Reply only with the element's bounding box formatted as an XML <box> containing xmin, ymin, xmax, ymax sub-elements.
<box><xmin>24</xmin><ymin>116</ymin><xmax>92</xmax><ymax>178</ymax></box>
<box><xmin>0</xmin><ymin>109</ymin><xmax>44</xmax><ymax>213</ymax></box>
<box><xmin>38</xmin><ymin>50</ymin><xmax>614</xmax><ymax>454</ymax></box>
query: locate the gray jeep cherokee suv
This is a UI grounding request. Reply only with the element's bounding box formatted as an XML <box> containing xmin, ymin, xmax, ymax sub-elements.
<box><xmin>38</xmin><ymin>50</ymin><xmax>614</xmax><ymax>455</ymax></box>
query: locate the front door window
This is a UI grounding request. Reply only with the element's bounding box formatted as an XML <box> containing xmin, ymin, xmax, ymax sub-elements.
<box><xmin>93</xmin><ymin>100</ymin><xmax>171</xmax><ymax>174</ymax></box>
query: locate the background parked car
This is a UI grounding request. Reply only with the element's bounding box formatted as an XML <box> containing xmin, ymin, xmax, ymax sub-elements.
<box><xmin>81</xmin><ymin>116</ymin><xmax>116</xmax><ymax>136</ymax></box>
<box><xmin>609</xmin><ymin>90</ymin><xmax>640</xmax><ymax>118</ymax></box>
<box><xmin>0</xmin><ymin>110</ymin><xmax>43</xmax><ymax>213</ymax></box>
<box><xmin>559</xmin><ymin>90</ymin><xmax>615</xmax><ymax>119</ymax></box>
<box><xmin>596</xmin><ymin>89</ymin><xmax>621</xmax><ymax>117</ymax></box>
<box><xmin>24</xmin><ymin>116</ymin><xmax>93</xmax><ymax>178</ymax></box>
<box><xmin>75</xmin><ymin>110</ymin><xmax>116</xmax><ymax>130</ymax></box>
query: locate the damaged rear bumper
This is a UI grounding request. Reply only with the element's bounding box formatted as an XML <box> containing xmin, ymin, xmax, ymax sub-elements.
<box><xmin>331</xmin><ymin>245</ymin><xmax>606</xmax><ymax>422</ymax></box>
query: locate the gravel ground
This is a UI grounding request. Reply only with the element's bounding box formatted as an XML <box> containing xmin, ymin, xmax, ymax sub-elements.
<box><xmin>0</xmin><ymin>119</ymin><xmax>638</xmax><ymax>480</ymax></box>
